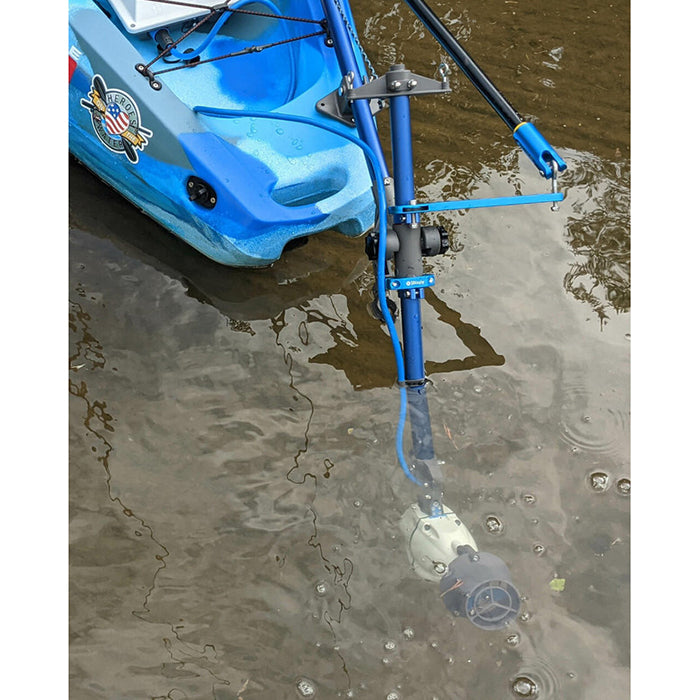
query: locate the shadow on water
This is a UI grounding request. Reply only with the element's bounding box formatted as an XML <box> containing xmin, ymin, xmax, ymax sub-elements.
<box><xmin>70</xmin><ymin>157</ymin><xmax>512</xmax><ymax>390</ymax></box>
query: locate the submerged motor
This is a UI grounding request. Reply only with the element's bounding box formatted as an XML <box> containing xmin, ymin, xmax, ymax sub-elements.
<box><xmin>400</xmin><ymin>503</ymin><xmax>520</xmax><ymax>629</ymax></box>
<box><xmin>439</xmin><ymin>545</ymin><xmax>520</xmax><ymax>629</ymax></box>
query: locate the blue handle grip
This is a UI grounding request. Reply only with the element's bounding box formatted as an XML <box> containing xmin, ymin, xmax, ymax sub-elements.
<box><xmin>513</xmin><ymin>121</ymin><xmax>567</xmax><ymax>179</ymax></box>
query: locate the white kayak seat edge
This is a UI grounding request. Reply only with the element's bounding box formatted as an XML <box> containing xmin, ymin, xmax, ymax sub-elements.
<box><xmin>106</xmin><ymin>0</ymin><xmax>226</xmax><ymax>34</ymax></box>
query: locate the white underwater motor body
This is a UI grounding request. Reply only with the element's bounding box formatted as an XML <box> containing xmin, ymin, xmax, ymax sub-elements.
<box><xmin>400</xmin><ymin>503</ymin><xmax>521</xmax><ymax>630</ymax></box>
<box><xmin>399</xmin><ymin>503</ymin><xmax>478</xmax><ymax>581</ymax></box>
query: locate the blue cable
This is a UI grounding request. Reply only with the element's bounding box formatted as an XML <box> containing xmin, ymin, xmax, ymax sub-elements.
<box><xmin>193</xmin><ymin>105</ymin><xmax>423</xmax><ymax>486</ymax></box>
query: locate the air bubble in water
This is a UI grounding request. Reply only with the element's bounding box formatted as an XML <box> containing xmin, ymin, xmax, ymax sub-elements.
<box><xmin>353</xmin><ymin>499</ymin><xmax>363</xmax><ymax>508</ymax></box>
<box><xmin>589</xmin><ymin>472</ymin><xmax>609</xmax><ymax>492</ymax></box>
<box><xmin>296</xmin><ymin>678</ymin><xmax>316</xmax><ymax>697</ymax></box>
<box><xmin>485</xmin><ymin>515</ymin><xmax>504</xmax><ymax>534</ymax></box>
<box><xmin>314</xmin><ymin>580</ymin><xmax>329</xmax><ymax>596</ymax></box>
<box><xmin>532</xmin><ymin>543</ymin><xmax>546</xmax><ymax>556</ymax></box>
<box><xmin>511</xmin><ymin>675</ymin><xmax>539</xmax><ymax>697</ymax></box>
<box><xmin>616</xmin><ymin>478</ymin><xmax>631</xmax><ymax>495</ymax></box>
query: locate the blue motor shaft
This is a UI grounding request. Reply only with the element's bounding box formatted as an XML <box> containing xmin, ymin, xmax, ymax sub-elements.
<box><xmin>388</xmin><ymin>88</ymin><xmax>437</xmax><ymax>473</ymax></box>
<box><xmin>389</xmin><ymin>94</ymin><xmax>425</xmax><ymax>384</ymax></box>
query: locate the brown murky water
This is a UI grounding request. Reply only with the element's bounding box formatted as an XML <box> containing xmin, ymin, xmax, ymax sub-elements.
<box><xmin>69</xmin><ymin>1</ymin><xmax>629</xmax><ymax>698</ymax></box>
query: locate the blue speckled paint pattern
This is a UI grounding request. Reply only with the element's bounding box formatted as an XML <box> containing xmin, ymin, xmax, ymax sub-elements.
<box><xmin>69</xmin><ymin>0</ymin><xmax>376</xmax><ymax>266</ymax></box>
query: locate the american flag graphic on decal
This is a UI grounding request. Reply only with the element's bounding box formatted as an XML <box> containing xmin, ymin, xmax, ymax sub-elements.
<box><xmin>80</xmin><ymin>74</ymin><xmax>153</xmax><ymax>164</ymax></box>
<box><xmin>104</xmin><ymin>103</ymin><xmax>130</xmax><ymax>136</ymax></box>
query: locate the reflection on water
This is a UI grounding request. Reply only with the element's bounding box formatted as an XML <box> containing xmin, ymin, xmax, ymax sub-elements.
<box><xmin>69</xmin><ymin>0</ymin><xmax>629</xmax><ymax>697</ymax></box>
<box><xmin>562</xmin><ymin>155</ymin><xmax>630</xmax><ymax>323</ymax></box>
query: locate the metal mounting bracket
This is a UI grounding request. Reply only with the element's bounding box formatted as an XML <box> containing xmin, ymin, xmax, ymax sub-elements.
<box><xmin>346</xmin><ymin>63</ymin><xmax>450</xmax><ymax>101</ymax></box>
<box><xmin>386</xmin><ymin>274</ymin><xmax>436</xmax><ymax>291</ymax></box>
<box><xmin>316</xmin><ymin>73</ymin><xmax>384</xmax><ymax>126</ymax></box>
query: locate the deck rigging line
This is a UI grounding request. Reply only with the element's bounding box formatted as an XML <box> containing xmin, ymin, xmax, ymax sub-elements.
<box><xmin>141</xmin><ymin>0</ymin><xmax>329</xmax><ymax>75</ymax></box>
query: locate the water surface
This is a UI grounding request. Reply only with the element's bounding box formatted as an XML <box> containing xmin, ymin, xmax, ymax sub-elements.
<box><xmin>69</xmin><ymin>1</ymin><xmax>630</xmax><ymax>698</ymax></box>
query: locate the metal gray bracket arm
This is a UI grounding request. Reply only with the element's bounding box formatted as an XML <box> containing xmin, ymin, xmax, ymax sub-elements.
<box><xmin>346</xmin><ymin>63</ymin><xmax>450</xmax><ymax>101</ymax></box>
<box><xmin>316</xmin><ymin>73</ymin><xmax>384</xmax><ymax>126</ymax></box>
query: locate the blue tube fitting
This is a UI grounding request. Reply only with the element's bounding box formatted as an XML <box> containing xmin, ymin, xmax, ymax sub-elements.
<box><xmin>513</xmin><ymin>121</ymin><xmax>567</xmax><ymax>179</ymax></box>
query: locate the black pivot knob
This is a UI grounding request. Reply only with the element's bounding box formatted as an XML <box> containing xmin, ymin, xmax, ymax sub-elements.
<box><xmin>420</xmin><ymin>225</ymin><xmax>450</xmax><ymax>256</ymax></box>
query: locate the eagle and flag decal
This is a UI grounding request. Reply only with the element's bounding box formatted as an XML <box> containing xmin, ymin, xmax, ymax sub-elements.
<box><xmin>79</xmin><ymin>73</ymin><xmax>153</xmax><ymax>164</ymax></box>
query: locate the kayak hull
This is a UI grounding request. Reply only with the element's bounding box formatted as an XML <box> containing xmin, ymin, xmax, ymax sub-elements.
<box><xmin>68</xmin><ymin>0</ymin><xmax>376</xmax><ymax>267</ymax></box>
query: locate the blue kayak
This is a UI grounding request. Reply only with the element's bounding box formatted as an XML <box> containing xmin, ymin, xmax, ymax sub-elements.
<box><xmin>68</xmin><ymin>0</ymin><xmax>376</xmax><ymax>267</ymax></box>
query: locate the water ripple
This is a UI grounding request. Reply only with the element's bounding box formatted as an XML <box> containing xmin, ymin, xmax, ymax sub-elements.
<box><xmin>558</xmin><ymin>382</ymin><xmax>628</xmax><ymax>457</ymax></box>
<box><xmin>511</xmin><ymin>656</ymin><xmax>561</xmax><ymax>699</ymax></box>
